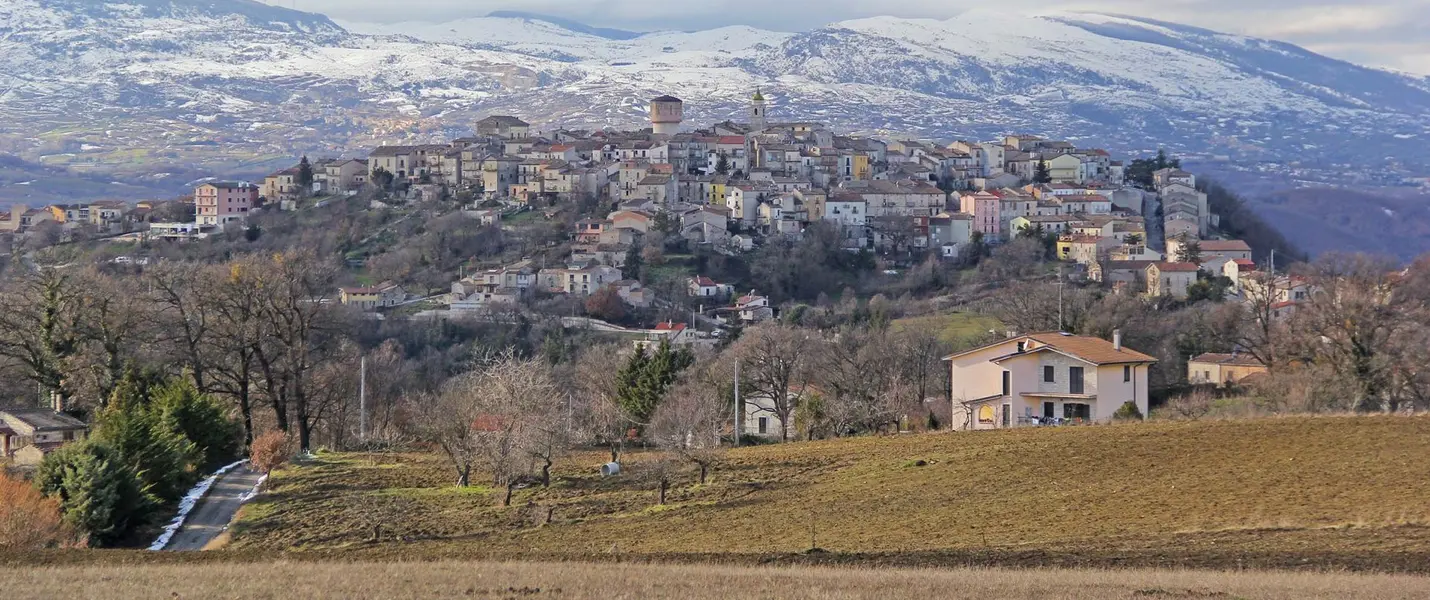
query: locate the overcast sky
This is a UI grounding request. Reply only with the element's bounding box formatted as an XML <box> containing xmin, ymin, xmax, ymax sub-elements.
<box><xmin>283</xmin><ymin>0</ymin><xmax>1430</xmax><ymax>75</ymax></box>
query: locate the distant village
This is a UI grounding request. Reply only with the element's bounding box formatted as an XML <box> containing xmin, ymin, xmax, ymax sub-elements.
<box><xmin>3</xmin><ymin>91</ymin><xmax>1296</xmax><ymax>339</ymax></box>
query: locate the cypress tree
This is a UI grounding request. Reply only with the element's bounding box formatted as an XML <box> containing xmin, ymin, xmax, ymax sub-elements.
<box><xmin>35</xmin><ymin>441</ymin><xmax>156</xmax><ymax>547</ymax></box>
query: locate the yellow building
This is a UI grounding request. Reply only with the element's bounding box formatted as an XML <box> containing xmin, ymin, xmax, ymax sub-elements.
<box><xmin>1187</xmin><ymin>353</ymin><xmax>1267</xmax><ymax>385</ymax></box>
<box><xmin>708</xmin><ymin>180</ymin><xmax>727</xmax><ymax>206</ymax></box>
<box><xmin>851</xmin><ymin>155</ymin><xmax>871</xmax><ymax>180</ymax></box>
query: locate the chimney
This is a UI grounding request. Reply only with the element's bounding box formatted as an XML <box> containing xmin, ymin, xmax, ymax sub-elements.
<box><xmin>1113</xmin><ymin>329</ymin><xmax>1123</xmax><ymax>352</ymax></box>
<box><xmin>51</xmin><ymin>389</ymin><xmax>64</xmax><ymax>413</ymax></box>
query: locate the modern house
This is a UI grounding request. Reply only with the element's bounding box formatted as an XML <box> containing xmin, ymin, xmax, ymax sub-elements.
<box><xmin>945</xmin><ymin>331</ymin><xmax>1156</xmax><ymax>430</ymax></box>
<box><xmin>1</xmin><ymin>408</ymin><xmax>89</xmax><ymax>466</ymax></box>
<box><xmin>194</xmin><ymin>182</ymin><xmax>259</xmax><ymax>227</ymax></box>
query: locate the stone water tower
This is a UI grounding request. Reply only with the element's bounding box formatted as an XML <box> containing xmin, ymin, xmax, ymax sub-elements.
<box><xmin>650</xmin><ymin>95</ymin><xmax>684</xmax><ymax>135</ymax></box>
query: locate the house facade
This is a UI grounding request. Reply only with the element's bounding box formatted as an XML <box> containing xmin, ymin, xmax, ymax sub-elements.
<box><xmin>1188</xmin><ymin>353</ymin><xmax>1268</xmax><ymax>385</ymax></box>
<box><xmin>195</xmin><ymin>182</ymin><xmax>259</xmax><ymax>227</ymax></box>
<box><xmin>1145</xmin><ymin>262</ymin><xmax>1199</xmax><ymax>299</ymax></box>
<box><xmin>338</xmin><ymin>282</ymin><xmax>405</xmax><ymax>311</ymax></box>
<box><xmin>945</xmin><ymin>332</ymin><xmax>1155</xmax><ymax>431</ymax></box>
<box><xmin>1</xmin><ymin>408</ymin><xmax>89</xmax><ymax>466</ymax></box>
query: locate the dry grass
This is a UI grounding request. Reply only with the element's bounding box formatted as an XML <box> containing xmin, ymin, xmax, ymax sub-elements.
<box><xmin>220</xmin><ymin>416</ymin><xmax>1430</xmax><ymax>570</ymax></box>
<box><xmin>4</xmin><ymin>560</ymin><xmax>1430</xmax><ymax>599</ymax></box>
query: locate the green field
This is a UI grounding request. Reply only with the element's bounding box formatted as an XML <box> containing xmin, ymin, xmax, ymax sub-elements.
<box><xmin>892</xmin><ymin>311</ymin><xmax>1002</xmax><ymax>347</ymax></box>
<box><xmin>219</xmin><ymin>416</ymin><xmax>1430</xmax><ymax>572</ymax></box>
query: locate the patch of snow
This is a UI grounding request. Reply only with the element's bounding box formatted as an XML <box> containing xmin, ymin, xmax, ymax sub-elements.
<box><xmin>147</xmin><ymin>459</ymin><xmax>247</xmax><ymax>551</ymax></box>
<box><xmin>238</xmin><ymin>473</ymin><xmax>269</xmax><ymax>503</ymax></box>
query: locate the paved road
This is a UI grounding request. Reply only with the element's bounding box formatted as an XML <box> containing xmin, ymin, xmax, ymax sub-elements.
<box><xmin>164</xmin><ymin>465</ymin><xmax>264</xmax><ymax>551</ymax></box>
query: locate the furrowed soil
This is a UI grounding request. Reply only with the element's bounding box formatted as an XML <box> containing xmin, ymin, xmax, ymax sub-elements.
<box><xmin>8</xmin><ymin>416</ymin><xmax>1430</xmax><ymax>576</ymax></box>
<box><xmin>197</xmin><ymin>415</ymin><xmax>1430</xmax><ymax>571</ymax></box>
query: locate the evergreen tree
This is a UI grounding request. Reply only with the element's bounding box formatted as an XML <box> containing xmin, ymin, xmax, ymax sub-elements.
<box><xmin>1155</xmin><ymin>148</ymin><xmax>1169</xmax><ymax>170</ymax></box>
<box><xmin>297</xmin><ymin>156</ymin><xmax>314</xmax><ymax>191</ymax></box>
<box><xmin>35</xmin><ymin>441</ymin><xmax>156</xmax><ymax>547</ymax></box>
<box><xmin>1176</xmin><ymin>238</ymin><xmax>1203</xmax><ymax>264</ymax></box>
<box><xmin>152</xmin><ymin>379</ymin><xmax>243</xmax><ymax>472</ymax></box>
<box><xmin>624</xmin><ymin>243</ymin><xmax>644</xmax><ymax>281</ymax></box>
<box><xmin>96</xmin><ymin>373</ymin><xmax>204</xmax><ymax>504</ymax></box>
<box><xmin>1033</xmin><ymin>160</ymin><xmax>1052</xmax><ymax>184</ymax></box>
<box><xmin>614</xmin><ymin>340</ymin><xmax>694</xmax><ymax>431</ymax></box>
<box><xmin>715</xmin><ymin>153</ymin><xmax>730</xmax><ymax>175</ymax></box>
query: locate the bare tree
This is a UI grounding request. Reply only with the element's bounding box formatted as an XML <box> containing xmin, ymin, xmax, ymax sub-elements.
<box><xmin>206</xmin><ymin>259</ymin><xmax>270</xmax><ymax>446</ymax></box>
<box><xmin>0</xmin><ymin>270</ymin><xmax>85</xmax><ymax>408</ymax></box>
<box><xmin>731</xmin><ymin>324</ymin><xmax>814</xmax><ymax>442</ymax></box>
<box><xmin>246</xmin><ymin>250</ymin><xmax>346</xmax><ymax>451</ymax></box>
<box><xmin>650</xmin><ymin>363</ymin><xmax>730</xmax><ymax>484</ymax></box>
<box><xmin>73</xmin><ymin>269</ymin><xmax>152</xmax><ymax>404</ymax></box>
<box><xmin>1289</xmin><ymin>254</ymin><xmax>1407</xmax><ymax>411</ymax></box>
<box><xmin>573</xmin><ymin>343</ymin><xmax>630</xmax><ymax>461</ymax></box>
<box><xmin>147</xmin><ymin>263</ymin><xmax>215</xmax><ymax>391</ymax></box>
<box><xmin>415</xmin><ymin>352</ymin><xmax>557</xmax><ymax>505</ymax></box>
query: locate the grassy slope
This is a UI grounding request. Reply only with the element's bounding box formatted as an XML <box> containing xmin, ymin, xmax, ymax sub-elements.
<box><xmin>227</xmin><ymin>417</ymin><xmax>1430</xmax><ymax>569</ymax></box>
<box><xmin>892</xmin><ymin>312</ymin><xmax>1002</xmax><ymax>347</ymax></box>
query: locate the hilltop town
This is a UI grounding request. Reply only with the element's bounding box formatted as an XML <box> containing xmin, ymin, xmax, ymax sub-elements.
<box><xmin>5</xmin><ymin>91</ymin><xmax>1277</xmax><ymax>330</ymax></box>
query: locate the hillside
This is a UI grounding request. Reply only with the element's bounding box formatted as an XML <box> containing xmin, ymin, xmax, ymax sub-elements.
<box><xmin>226</xmin><ymin>416</ymin><xmax>1430</xmax><ymax>570</ymax></box>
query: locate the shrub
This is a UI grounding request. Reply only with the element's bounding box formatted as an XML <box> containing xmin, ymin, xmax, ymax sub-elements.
<box><xmin>1113</xmin><ymin>401</ymin><xmax>1145</xmax><ymax>421</ymax></box>
<box><xmin>0</xmin><ymin>471</ymin><xmax>79</xmax><ymax>549</ymax></box>
<box><xmin>34</xmin><ymin>441</ymin><xmax>157</xmax><ymax>547</ymax></box>
<box><xmin>250</xmin><ymin>430</ymin><xmax>295</xmax><ymax>475</ymax></box>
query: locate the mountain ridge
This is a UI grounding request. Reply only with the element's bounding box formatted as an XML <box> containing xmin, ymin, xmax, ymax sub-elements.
<box><xmin>2</xmin><ymin>4</ymin><xmax>1428</xmax><ymax>199</ymax></box>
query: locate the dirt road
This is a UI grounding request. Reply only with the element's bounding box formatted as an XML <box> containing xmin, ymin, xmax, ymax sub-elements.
<box><xmin>163</xmin><ymin>465</ymin><xmax>263</xmax><ymax>551</ymax></box>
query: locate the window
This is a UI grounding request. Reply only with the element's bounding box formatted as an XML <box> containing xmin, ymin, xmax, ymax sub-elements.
<box><xmin>1044</xmin><ymin>366</ymin><xmax>1055</xmax><ymax>383</ymax></box>
<box><xmin>757</xmin><ymin>417</ymin><xmax>768</xmax><ymax>435</ymax></box>
<box><xmin>1124</xmin><ymin>365</ymin><xmax>1131</xmax><ymax>382</ymax></box>
<box><xmin>1001</xmin><ymin>371</ymin><xmax>1010</xmax><ymax>396</ymax></box>
<box><xmin>1001</xmin><ymin>404</ymin><xmax>1011</xmax><ymax>428</ymax></box>
<box><xmin>1069</xmin><ymin>366</ymin><xmax>1085</xmax><ymax>394</ymax></box>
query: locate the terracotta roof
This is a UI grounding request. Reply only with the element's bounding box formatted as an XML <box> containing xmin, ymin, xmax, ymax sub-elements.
<box><xmin>1190</xmin><ymin>353</ymin><xmax>1266</xmax><ymax>368</ymax></box>
<box><xmin>1232</xmin><ymin>259</ymin><xmax>1257</xmax><ymax>267</ymax></box>
<box><xmin>1200</xmin><ymin>239</ymin><xmax>1252</xmax><ymax>252</ymax></box>
<box><xmin>945</xmin><ymin>332</ymin><xmax>1156</xmax><ymax>365</ymax></box>
<box><xmin>691</xmin><ymin>276</ymin><xmax>717</xmax><ymax>287</ymax></box>
<box><xmin>1154</xmin><ymin>262</ymin><xmax>1201</xmax><ymax>273</ymax></box>
<box><xmin>654</xmin><ymin>322</ymin><xmax>688</xmax><ymax>332</ymax></box>
<box><xmin>1022</xmin><ymin>333</ymin><xmax>1158</xmax><ymax>365</ymax></box>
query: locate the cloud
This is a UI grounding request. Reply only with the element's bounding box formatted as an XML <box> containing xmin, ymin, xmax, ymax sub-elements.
<box><xmin>1247</xmin><ymin>5</ymin><xmax>1403</xmax><ymax>37</ymax></box>
<box><xmin>285</xmin><ymin>0</ymin><xmax>1430</xmax><ymax>74</ymax></box>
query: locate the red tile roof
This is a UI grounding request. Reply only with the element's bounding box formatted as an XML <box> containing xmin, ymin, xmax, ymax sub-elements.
<box><xmin>1155</xmin><ymin>262</ymin><xmax>1201</xmax><ymax>273</ymax></box>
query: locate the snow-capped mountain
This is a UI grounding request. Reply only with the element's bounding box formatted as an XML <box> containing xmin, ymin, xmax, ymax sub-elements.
<box><xmin>3</xmin><ymin>1</ymin><xmax>1430</xmax><ymax>185</ymax></box>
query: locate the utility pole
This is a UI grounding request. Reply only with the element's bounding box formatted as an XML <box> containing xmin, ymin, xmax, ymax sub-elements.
<box><xmin>358</xmin><ymin>355</ymin><xmax>367</xmax><ymax>441</ymax></box>
<box><xmin>733</xmin><ymin>362</ymin><xmax>741</xmax><ymax>447</ymax></box>
<box><xmin>1057</xmin><ymin>265</ymin><xmax>1065</xmax><ymax>332</ymax></box>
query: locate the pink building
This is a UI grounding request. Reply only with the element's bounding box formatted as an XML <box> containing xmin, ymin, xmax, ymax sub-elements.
<box><xmin>959</xmin><ymin>191</ymin><xmax>1001</xmax><ymax>237</ymax></box>
<box><xmin>195</xmin><ymin>182</ymin><xmax>259</xmax><ymax>226</ymax></box>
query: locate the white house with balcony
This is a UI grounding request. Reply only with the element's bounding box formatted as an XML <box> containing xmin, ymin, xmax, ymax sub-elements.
<box><xmin>944</xmin><ymin>332</ymin><xmax>1156</xmax><ymax>431</ymax></box>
